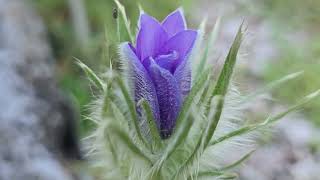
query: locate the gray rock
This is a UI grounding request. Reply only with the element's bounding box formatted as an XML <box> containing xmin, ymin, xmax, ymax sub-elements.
<box><xmin>0</xmin><ymin>0</ymin><xmax>80</xmax><ymax>179</ymax></box>
<box><xmin>239</xmin><ymin>114</ymin><xmax>320</xmax><ymax>180</ymax></box>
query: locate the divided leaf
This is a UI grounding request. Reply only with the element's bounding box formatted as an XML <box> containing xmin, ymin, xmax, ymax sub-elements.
<box><xmin>138</xmin><ymin>99</ymin><xmax>162</xmax><ymax>152</ymax></box>
<box><xmin>240</xmin><ymin>71</ymin><xmax>304</xmax><ymax>104</ymax></box>
<box><xmin>209</xmin><ymin>89</ymin><xmax>320</xmax><ymax>147</ymax></box>
<box><xmin>195</xmin><ymin>17</ymin><xmax>221</xmax><ymax>80</ymax></box>
<box><xmin>114</xmin><ymin>0</ymin><xmax>134</xmax><ymax>43</ymax></box>
<box><xmin>76</xmin><ymin>59</ymin><xmax>106</xmax><ymax>91</ymax></box>
<box><xmin>212</xmin><ymin>23</ymin><xmax>243</xmax><ymax>96</ymax></box>
<box><xmin>116</xmin><ymin>76</ymin><xmax>149</xmax><ymax>148</ymax></box>
<box><xmin>107</xmin><ymin>124</ymin><xmax>153</xmax><ymax>164</ymax></box>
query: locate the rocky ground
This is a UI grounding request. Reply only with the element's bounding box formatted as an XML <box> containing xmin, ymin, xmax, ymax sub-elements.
<box><xmin>193</xmin><ymin>0</ymin><xmax>320</xmax><ymax>179</ymax></box>
<box><xmin>0</xmin><ymin>0</ymin><xmax>81</xmax><ymax>179</ymax></box>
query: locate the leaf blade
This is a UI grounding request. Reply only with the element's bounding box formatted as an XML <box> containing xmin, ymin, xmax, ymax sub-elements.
<box><xmin>220</xmin><ymin>150</ymin><xmax>255</xmax><ymax>171</ymax></box>
<box><xmin>138</xmin><ymin>99</ymin><xmax>162</xmax><ymax>152</ymax></box>
<box><xmin>116</xmin><ymin>76</ymin><xmax>149</xmax><ymax>149</ymax></box>
<box><xmin>240</xmin><ymin>71</ymin><xmax>304</xmax><ymax>104</ymax></box>
<box><xmin>195</xmin><ymin>17</ymin><xmax>221</xmax><ymax>80</ymax></box>
<box><xmin>212</xmin><ymin>23</ymin><xmax>243</xmax><ymax>97</ymax></box>
<box><xmin>202</xmin><ymin>96</ymin><xmax>225</xmax><ymax>148</ymax></box>
<box><xmin>209</xmin><ymin>89</ymin><xmax>320</xmax><ymax>146</ymax></box>
<box><xmin>174</xmin><ymin>69</ymin><xmax>210</xmax><ymax>131</ymax></box>
<box><xmin>113</xmin><ymin>0</ymin><xmax>134</xmax><ymax>43</ymax></box>
<box><xmin>107</xmin><ymin>125</ymin><xmax>153</xmax><ymax>164</ymax></box>
<box><xmin>76</xmin><ymin>59</ymin><xmax>106</xmax><ymax>91</ymax></box>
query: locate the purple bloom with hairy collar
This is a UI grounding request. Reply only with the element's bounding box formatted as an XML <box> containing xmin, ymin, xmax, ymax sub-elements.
<box><xmin>121</xmin><ymin>9</ymin><xmax>197</xmax><ymax>138</ymax></box>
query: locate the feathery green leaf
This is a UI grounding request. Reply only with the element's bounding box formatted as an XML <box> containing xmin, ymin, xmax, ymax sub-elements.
<box><xmin>189</xmin><ymin>170</ymin><xmax>224</xmax><ymax>179</ymax></box>
<box><xmin>172</xmin><ymin>96</ymin><xmax>225</xmax><ymax>179</ymax></box>
<box><xmin>138</xmin><ymin>99</ymin><xmax>162</xmax><ymax>152</ymax></box>
<box><xmin>266</xmin><ymin>89</ymin><xmax>320</xmax><ymax>124</ymax></box>
<box><xmin>105</xmin><ymin>130</ymin><xmax>119</xmax><ymax>164</ymax></box>
<box><xmin>155</xmin><ymin>116</ymin><xmax>194</xmax><ymax>176</ymax></box>
<box><xmin>240</xmin><ymin>71</ymin><xmax>304</xmax><ymax>104</ymax></box>
<box><xmin>174</xmin><ymin>69</ymin><xmax>210</xmax><ymax>132</ymax></box>
<box><xmin>107</xmin><ymin>125</ymin><xmax>153</xmax><ymax>164</ymax></box>
<box><xmin>76</xmin><ymin>59</ymin><xmax>106</xmax><ymax>91</ymax></box>
<box><xmin>116</xmin><ymin>76</ymin><xmax>149</xmax><ymax>148</ymax></box>
<box><xmin>113</xmin><ymin>0</ymin><xmax>134</xmax><ymax>43</ymax></box>
<box><xmin>202</xmin><ymin>96</ymin><xmax>225</xmax><ymax>148</ymax></box>
<box><xmin>195</xmin><ymin>17</ymin><xmax>221</xmax><ymax>80</ymax></box>
<box><xmin>210</xmin><ymin>125</ymin><xmax>258</xmax><ymax>147</ymax></box>
<box><xmin>220</xmin><ymin>150</ymin><xmax>255</xmax><ymax>171</ymax></box>
<box><xmin>188</xmin><ymin>150</ymin><xmax>252</xmax><ymax>179</ymax></box>
<box><xmin>212</xmin><ymin>23</ymin><xmax>243</xmax><ymax>97</ymax></box>
<box><xmin>210</xmin><ymin>89</ymin><xmax>320</xmax><ymax>146</ymax></box>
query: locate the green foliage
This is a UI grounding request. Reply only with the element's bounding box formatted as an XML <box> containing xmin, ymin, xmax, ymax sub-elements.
<box><xmin>107</xmin><ymin>124</ymin><xmax>153</xmax><ymax>164</ymax></box>
<box><xmin>195</xmin><ymin>17</ymin><xmax>221</xmax><ymax>80</ymax></box>
<box><xmin>247</xmin><ymin>0</ymin><xmax>320</xmax><ymax>127</ymax></box>
<box><xmin>76</xmin><ymin>59</ymin><xmax>106</xmax><ymax>91</ymax></box>
<box><xmin>138</xmin><ymin>99</ymin><xmax>163</xmax><ymax>152</ymax></box>
<box><xmin>254</xmin><ymin>0</ymin><xmax>320</xmax><ymax>28</ymax></box>
<box><xmin>241</xmin><ymin>71</ymin><xmax>304</xmax><ymax>104</ymax></box>
<box><xmin>116</xmin><ymin>76</ymin><xmax>149</xmax><ymax>148</ymax></box>
<box><xmin>80</xmin><ymin>3</ymin><xmax>320</xmax><ymax>177</ymax></box>
<box><xmin>211</xmin><ymin>23</ymin><xmax>243</xmax><ymax>97</ymax></box>
<box><xmin>58</xmin><ymin>71</ymin><xmax>92</xmax><ymax>134</ymax></box>
<box><xmin>264</xmin><ymin>39</ymin><xmax>320</xmax><ymax>126</ymax></box>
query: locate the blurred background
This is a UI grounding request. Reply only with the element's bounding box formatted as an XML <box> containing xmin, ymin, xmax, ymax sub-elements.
<box><xmin>1</xmin><ymin>0</ymin><xmax>319</xmax><ymax>179</ymax></box>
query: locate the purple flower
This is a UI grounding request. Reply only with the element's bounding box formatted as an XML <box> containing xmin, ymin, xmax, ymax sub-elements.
<box><xmin>121</xmin><ymin>9</ymin><xmax>197</xmax><ymax>139</ymax></box>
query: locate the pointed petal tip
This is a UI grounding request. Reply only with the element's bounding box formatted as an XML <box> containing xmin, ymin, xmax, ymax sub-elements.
<box><xmin>176</xmin><ymin>7</ymin><xmax>185</xmax><ymax>16</ymax></box>
<box><xmin>136</xmin><ymin>14</ymin><xmax>168</xmax><ymax>61</ymax></box>
<box><xmin>119</xmin><ymin>42</ymin><xmax>129</xmax><ymax>55</ymax></box>
<box><xmin>139</xmin><ymin>10</ymin><xmax>145</xmax><ymax>17</ymax></box>
<box><xmin>162</xmin><ymin>8</ymin><xmax>187</xmax><ymax>37</ymax></box>
<box><xmin>120</xmin><ymin>42</ymin><xmax>135</xmax><ymax>54</ymax></box>
<box><xmin>138</xmin><ymin>4</ymin><xmax>144</xmax><ymax>14</ymax></box>
<box><xmin>138</xmin><ymin>9</ymin><xmax>146</xmax><ymax>20</ymax></box>
<box><xmin>120</xmin><ymin>41</ymin><xmax>129</xmax><ymax>48</ymax></box>
<box><xmin>139</xmin><ymin>12</ymin><xmax>161</xmax><ymax>25</ymax></box>
<box><xmin>163</xmin><ymin>29</ymin><xmax>198</xmax><ymax>54</ymax></box>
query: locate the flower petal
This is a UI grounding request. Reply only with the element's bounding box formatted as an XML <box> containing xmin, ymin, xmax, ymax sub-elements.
<box><xmin>147</xmin><ymin>59</ymin><xmax>182</xmax><ymax>138</ymax></box>
<box><xmin>154</xmin><ymin>50</ymin><xmax>178</xmax><ymax>73</ymax></box>
<box><xmin>120</xmin><ymin>42</ymin><xmax>161</xmax><ymax>128</ymax></box>
<box><xmin>174</xmin><ymin>58</ymin><xmax>191</xmax><ymax>99</ymax></box>
<box><xmin>136</xmin><ymin>13</ymin><xmax>168</xmax><ymax>61</ymax></box>
<box><xmin>162</xmin><ymin>8</ymin><xmax>187</xmax><ymax>38</ymax></box>
<box><xmin>161</xmin><ymin>30</ymin><xmax>198</xmax><ymax>71</ymax></box>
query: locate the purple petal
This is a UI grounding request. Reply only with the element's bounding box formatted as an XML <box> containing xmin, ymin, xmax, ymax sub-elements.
<box><xmin>161</xmin><ymin>30</ymin><xmax>197</xmax><ymax>71</ymax></box>
<box><xmin>120</xmin><ymin>42</ymin><xmax>161</xmax><ymax>128</ymax></box>
<box><xmin>154</xmin><ymin>50</ymin><xmax>178</xmax><ymax>73</ymax></box>
<box><xmin>136</xmin><ymin>13</ymin><xmax>168</xmax><ymax>61</ymax></box>
<box><xmin>174</xmin><ymin>58</ymin><xmax>191</xmax><ymax>99</ymax></box>
<box><xmin>162</xmin><ymin>8</ymin><xmax>187</xmax><ymax>38</ymax></box>
<box><xmin>147</xmin><ymin>58</ymin><xmax>182</xmax><ymax>138</ymax></box>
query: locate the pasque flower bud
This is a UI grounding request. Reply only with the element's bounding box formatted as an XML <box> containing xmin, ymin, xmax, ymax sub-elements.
<box><xmin>121</xmin><ymin>9</ymin><xmax>197</xmax><ymax>138</ymax></box>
